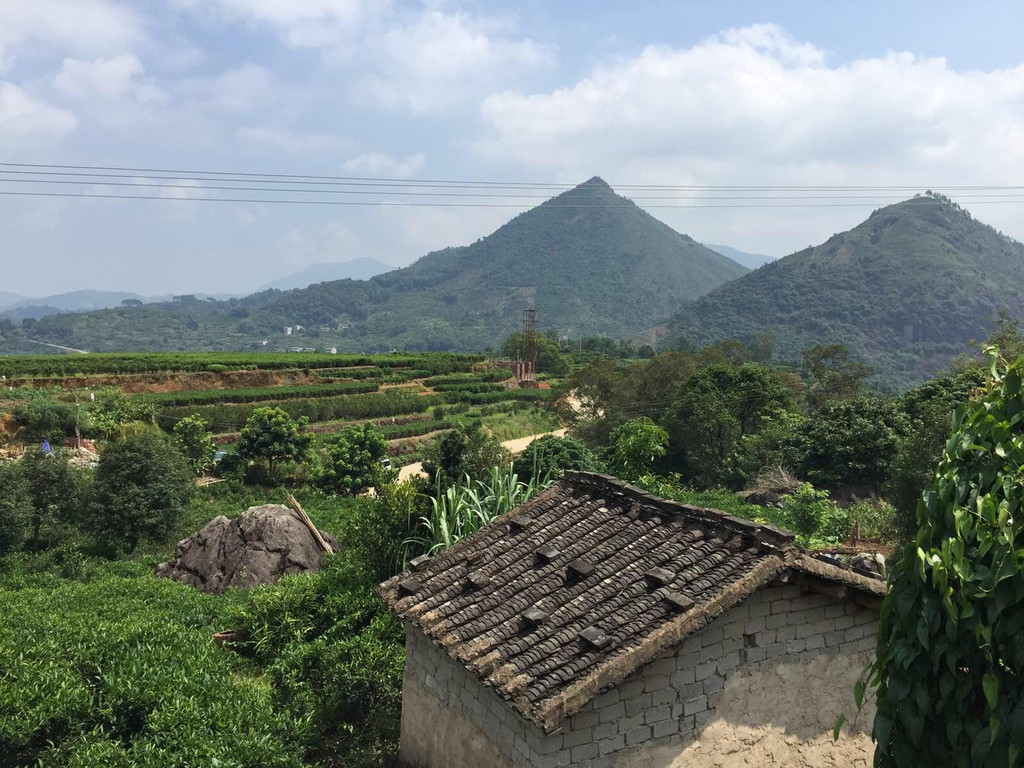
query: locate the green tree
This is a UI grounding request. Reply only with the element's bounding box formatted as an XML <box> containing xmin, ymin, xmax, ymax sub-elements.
<box><xmin>512</xmin><ymin>434</ymin><xmax>602</xmax><ymax>483</ymax></box>
<box><xmin>0</xmin><ymin>462</ymin><xmax>30</xmax><ymax>555</ymax></box>
<box><xmin>12</xmin><ymin>400</ymin><xmax>76</xmax><ymax>443</ymax></box>
<box><xmin>315</xmin><ymin>423</ymin><xmax>395</xmax><ymax>496</ymax></box>
<box><xmin>801</xmin><ymin>343</ymin><xmax>874</xmax><ymax>408</ymax></box>
<box><xmin>235</xmin><ymin>406</ymin><xmax>312</xmax><ymax>478</ymax></box>
<box><xmin>607</xmin><ymin>417</ymin><xmax>668</xmax><ymax>481</ymax></box>
<box><xmin>422</xmin><ymin>422</ymin><xmax>509</xmax><ymax>487</ymax></box>
<box><xmin>84</xmin><ymin>434</ymin><xmax>194</xmax><ymax>552</ymax></box>
<box><xmin>85</xmin><ymin>391</ymin><xmax>157</xmax><ymax>439</ymax></box>
<box><xmin>867</xmin><ymin>349</ymin><xmax>1024</xmax><ymax>765</ymax></box>
<box><xmin>172</xmin><ymin>414</ymin><xmax>217</xmax><ymax>475</ymax></box>
<box><xmin>792</xmin><ymin>395</ymin><xmax>908</xmax><ymax>491</ymax></box>
<box><xmin>21</xmin><ymin>447</ymin><xmax>82</xmax><ymax>547</ymax></box>
<box><xmin>667</xmin><ymin>364</ymin><xmax>795</xmax><ymax>488</ymax></box>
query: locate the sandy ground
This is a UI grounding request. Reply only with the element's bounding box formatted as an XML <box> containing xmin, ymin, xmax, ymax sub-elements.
<box><xmin>397</xmin><ymin>428</ymin><xmax>566</xmax><ymax>481</ymax></box>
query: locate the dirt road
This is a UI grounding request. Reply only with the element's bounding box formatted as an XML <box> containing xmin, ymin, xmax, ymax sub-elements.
<box><xmin>397</xmin><ymin>428</ymin><xmax>567</xmax><ymax>482</ymax></box>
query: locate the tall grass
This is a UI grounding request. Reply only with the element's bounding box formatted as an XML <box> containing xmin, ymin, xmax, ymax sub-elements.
<box><xmin>410</xmin><ymin>465</ymin><xmax>552</xmax><ymax>554</ymax></box>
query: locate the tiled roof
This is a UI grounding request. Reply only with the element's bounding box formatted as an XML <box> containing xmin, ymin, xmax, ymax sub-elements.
<box><xmin>378</xmin><ymin>472</ymin><xmax>885</xmax><ymax>731</ymax></box>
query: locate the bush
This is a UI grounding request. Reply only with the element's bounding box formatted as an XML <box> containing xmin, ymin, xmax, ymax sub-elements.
<box><xmin>11</xmin><ymin>399</ymin><xmax>76</xmax><ymax>443</ymax></box>
<box><xmin>421</xmin><ymin>422</ymin><xmax>509</xmax><ymax>488</ymax></box>
<box><xmin>867</xmin><ymin>350</ymin><xmax>1024</xmax><ymax>765</ymax></box>
<box><xmin>83</xmin><ymin>434</ymin><xmax>194</xmax><ymax>553</ymax></box>
<box><xmin>780</xmin><ymin>483</ymin><xmax>836</xmax><ymax>544</ymax></box>
<box><xmin>0</xmin><ymin>462</ymin><xmax>30</xmax><ymax>555</ymax></box>
<box><xmin>313</xmin><ymin>423</ymin><xmax>394</xmax><ymax>496</ymax></box>
<box><xmin>511</xmin><ymin>434</ymin><xmax>602</xmax><ymax>483</ymax></box>
<box><xmin>0</xmin><ymin>571</ymin><xmax>307</xmax><ymax>767</ymax></box>
<box><xmin>171</xmin><ymin>414</ymin><xmax>216</xmax><ymax>475</ymax></box>
<box><xmin>235</xmin><ymin>406</ymin><xmax>312</xmax><ymax>479</ymax></box>
<box><xmin>21</xmin><ymin>447</ymin><xmax>84</xmax><ymax>548</ymax></box>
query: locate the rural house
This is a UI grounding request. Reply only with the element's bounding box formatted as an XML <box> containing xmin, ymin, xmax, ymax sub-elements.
<box><xmin>379</xmin><ymin>472</ymin><xmax>886</xmax><ymax>768</ymax></box>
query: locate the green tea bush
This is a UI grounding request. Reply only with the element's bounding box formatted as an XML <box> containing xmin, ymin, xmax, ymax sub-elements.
<box><xmin>0</xmin><ymin>572</ymin><xmax>307</xmax><ymax>767</ymax></box>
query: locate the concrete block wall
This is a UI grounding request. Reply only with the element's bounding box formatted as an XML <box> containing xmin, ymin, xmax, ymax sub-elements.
<box><xmin>400</xmin><ymin>584</ymin><xmax>878</xmax><ymax>768</ymax></box>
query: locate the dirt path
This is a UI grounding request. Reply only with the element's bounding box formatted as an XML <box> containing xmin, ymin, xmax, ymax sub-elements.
<box><xmin>397</xmin><ymin>428</ymin><xmax>567</xmax><ymax>482</ymax></box>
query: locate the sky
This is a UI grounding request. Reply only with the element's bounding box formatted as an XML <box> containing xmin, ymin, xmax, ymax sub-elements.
<box><xmin>3</xmin><ymin>0</ymin><xmax>1024</xmax><ymax>297</ymax></box>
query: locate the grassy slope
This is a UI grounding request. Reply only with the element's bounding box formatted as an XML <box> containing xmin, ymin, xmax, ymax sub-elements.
<box><xmin>669</xmin><ymin>196</ymin><xmax>1024</xmax><ymax>388</ymax></box>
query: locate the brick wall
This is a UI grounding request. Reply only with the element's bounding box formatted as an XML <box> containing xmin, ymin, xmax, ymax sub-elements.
<box><xmin>399</xmin><ymin>583</ymin><xmax>878</xmax><ymax>768</ymax></box>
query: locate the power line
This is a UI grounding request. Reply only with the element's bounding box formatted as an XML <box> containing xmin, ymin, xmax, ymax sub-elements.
<box><xmin>6</xmin><ymin>189</ymin><xmax>1024</xmax><ymax>210</ymax></box>
<box><xmin>2</xmin><ymin>162</ymin><xmax>1023</xmax><ymax>192</ymax></box>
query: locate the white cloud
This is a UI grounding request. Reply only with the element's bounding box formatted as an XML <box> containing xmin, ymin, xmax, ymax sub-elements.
<box><xmin>55</xmin><ymin>54</ymin><xmax>145</xmax><ymax>99</ymax></box>
<box><xmin>177</xmin><ymin>63</ymin><xmax>274</xmax><ymax>112</ymax></box>
<box><xmin>343</xmin><ymin>151</ymin><xmax>424</xmax><ymax>177</ymax></box>
<box><xmin>475</xmin><ymin>24</ymin><xmax>1024</xmax><ymax>253</ymax></box>
<box><xmin>0</xmin><ymin>82</ymin><xmax>77</xmax><ymax>142</ymax></box>
<box><xmin>237</xmin><ymin>124</ymin><xmax>351</xmax><ymax>154</ymax></box>
<box><xmin>352</xmin><ymin>10</ymin><xmax>553</xmax><ymax>113</ymax></box>
<box><xmin>0</xmin><ymin>1</ymin><xmax>141</xmax><ymax>72</ymax></box>
<box><xmin>176</xmin><ymin>0</ymin><xmax>384</xmax><ymax>48</ymax></box>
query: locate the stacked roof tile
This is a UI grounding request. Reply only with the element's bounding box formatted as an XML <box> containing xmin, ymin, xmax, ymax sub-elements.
<box><xmin>379</xmin><ymin>471</ymin><xmax>885</xmax><ymax>730</ymax></box>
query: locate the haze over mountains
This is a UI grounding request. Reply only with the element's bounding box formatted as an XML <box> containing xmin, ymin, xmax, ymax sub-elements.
<box><xmin>4</xmin><ymin>185</ymin><xmax>1023</xmax><ymax>388</ymax></box>
<box><xmin>259</xmin><ymin>258</ymin><xmax>395</xmax><ymax>292</ymax></box>
<box><xmin>703</xmin><ymin>244</ymin><xmax>775</xmax><ymax>270</ymax></box>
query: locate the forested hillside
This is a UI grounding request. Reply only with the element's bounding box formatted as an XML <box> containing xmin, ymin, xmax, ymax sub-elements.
<box><xmin>669</xmin><ymin>194</ymin><xmax>1024</xmax><ymax>388</ymax></box>
<box><xmin>7</xmin><ymin>179</ymin><xmax>746</xmax><ymax>354</ymax></box>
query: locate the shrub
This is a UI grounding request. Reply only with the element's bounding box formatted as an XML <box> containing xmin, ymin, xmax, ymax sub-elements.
<box><xmin>0</xmin><ymin>462</ymin><xmax>30</xmax><ymax>555</ymax></box>
<box><xmin>83</xmin><ymin>435</ymin><xmax>194</xmax><ymax>553</ymax></box>
<box><xmin>314</xmin><ymin>423</ymin><xmax>394</xmax><ymax>496</ymax></box>
<box><xmin>780</xmin><ymin>483</ymin><xmax>836</xmax><ymax>544</ymax></box>
<box><xmin>171</xmin><ymin>414</ymin><xmax>216</xmax><ymax>475</ymax></box>
<box><xmin>511</xmin><ymin>434</ymin><xmax>602</xmax><ymax>483</ymax></box>
<box><xmin>21</xmin><ymin>447</ymin><xmax>84</xmax><ymax>547</ymax></box>
<box><xmin>11</xmin><ymin>399</ymin><xmax>76</xmax><ymax>443</ymax></box>
<box><xmin>607</xmin><ymin>417</ymin><xmax>668</xmax><ymax>481</ymax></box>
<box><xmin>866</xmin><ymin>350</ymin><xmax>1024</xmax><ymax>765</ymax></box>
<box><xmin>421</xmin><ymin>422</ymin><xmax>509</xmax><ymax>488</ymax></box>
<box><xmin>235</xmin><ymin>406</ymin><xmax>312</xmax><ymax>479</ymax></box>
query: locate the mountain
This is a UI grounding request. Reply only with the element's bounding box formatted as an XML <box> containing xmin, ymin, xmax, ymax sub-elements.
<box><xmin>0</xmin><ymin>292</ymin><xmax>24</xmax><ymax>310</ymax></box>
<box><xmin>670</xmin><ymin>194</ymin><xmax>1024</xmax><ymax>388</ymax></box>
<box><xmin>704</xmin><ymin>244</ymin><xmax>775</xmax><ymax>270</ymax></box>
<box><xmin>13</xmin><ymin>178</ymin><xmax>748</xmax><ymax>353</ymax></box>
<box><xmin>259</xmin><ymin>258</ymin><xmax>394</xmax><ymax>291</ymax></box>
<box><xmin>0</xmin><ymin>290</ymin><xmax>153</xmax><ymax>322</ymax></box>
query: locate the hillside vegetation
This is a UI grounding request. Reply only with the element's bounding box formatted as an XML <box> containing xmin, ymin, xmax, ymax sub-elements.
<box><xmin>669</xmin><ymin>194</ymin><xmax>1024</xmax><ymax>388</ymax></box>
<box><xmin>6</xmin><ymin>178</ymin><xmax>746</xmax><ymax>354</ymax></box>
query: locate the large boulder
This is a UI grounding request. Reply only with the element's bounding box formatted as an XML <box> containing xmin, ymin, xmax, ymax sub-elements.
<box><xmin>155</xmin><ymin>504</ymin><xmax>338</xmax><ymax>594</ymax></box>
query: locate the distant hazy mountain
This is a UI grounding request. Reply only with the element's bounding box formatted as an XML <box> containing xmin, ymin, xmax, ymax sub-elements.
<box><xmin>1</xmin><ymin>290</ymin><xmax>152</xmax><ymax>321</ymax></box>
<box><xmin>260</xmin><ymin>258</ymin><xmax>394</xmax><ymax>292</ymax></box>
<box><xmin>704</xmin><ymin>244</ymin><xmax>775</xmax><ymax>270</ymax></box>
<box><xmin>0</xmin><ymin>292</ymin><xmax>24</xmax><ymax>310</ymax></box>
<box><xmin>673</xmin><ymin>194</ymin><xmax>1024</xmax><ymax>388</ymax></box>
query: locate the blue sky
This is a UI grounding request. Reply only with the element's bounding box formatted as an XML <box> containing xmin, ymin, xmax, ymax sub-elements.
<box><xmin>3</xmin><ymin>0</ymin><xmax>1024</xmax><ymax>296</ymax></box>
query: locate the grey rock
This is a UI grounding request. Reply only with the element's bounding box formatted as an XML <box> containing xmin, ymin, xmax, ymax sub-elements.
<box><xmin>850</xmin><ymin>552</ymin><xmax>887</xmax><ymax>580</ymax></box>
<box><xmin>155</xmin><ymin>504</ymin><xmax>338</xmax><ymax>593</ymax></box>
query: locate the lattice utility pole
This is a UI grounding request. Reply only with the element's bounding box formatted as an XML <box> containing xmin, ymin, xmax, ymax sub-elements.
<box><xmin>521</xmin><ymin>307</ymin><xmax>538</xmax><ymax>382</ymax></box>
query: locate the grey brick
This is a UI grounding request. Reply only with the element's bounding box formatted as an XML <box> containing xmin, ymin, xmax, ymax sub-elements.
<box><xmin>683</xmin><ymin>695</ymin><xmax>708</xmax><ymax>716</ymax></box>
<box><xmin>671</xmin><ymin>668</ymin><xmax>695</xmax><ymax>687</ymax></box>
<box><xmin>618</xmin><ymin>680</ymin><xmax>644</xmax><ymax>699</ymax></box>
<box><xmin>592</xmin><ymin>721</ymin><xmax>617</xmax><ymax>741</ymax></box>
<box><xmin>571</xmin><ymin>710</ymin><xmax>600</xmax><ymax>730</ymax></box>
<box><xmin>825</xmin><ymin>603</ymin><xmax>846</xmax><ymax>619</ymax></box>
<box><xmin>744</xmin><ymin>616</ymin><xmax>767</xmax><ymax>634</ymax></box>
<box><xmin>722</xmin><ymin>635</ymin><xmax>743</xmax><ymax>654</ymax></box>
<box><xmin>681</xmin><ymin>681</ymin><xmax>704</xmax><ymax>700</ymax></box>
<box><xmin>765</xmin><ymin>642</ymin><xmax>788</xmax><ymax>659</ymax></box>
<box><xmin>694</xmin><ymin>709</ymin><xmax>714</xmax><ymax>728</ymax></box>
<box><xmin>571</xmin><ymin>742</ymin><xmax>599</xmax><ymax>762</ymax></box>
<box><xmin>644</xmin><ymin>704</ymin><xmax>672</xmax><ymax>724</ymax></box>
<box><xmin>651</xmin><ymin>686</ymin><xmax>677</xmax><ymax>706</ymax></box>
<box><xmin>563</xmin><ymin>727</ymin><xmax>591</xmax><ymax>748</ymax></box>
<box><xmin>748</xmin><ymin>600</ymin><xmax>771</xmax><ymax>618</ymax></box>
<box><xmin>717</xmin><ymin>652</ymin><xmax>740</xmax><ymax>674</ymax></box>
<box><xmin>652</xmin><ymin>718</ymin><xmax>679</xmax><ymax>739</ymax></box>
<box><xmin>695</xmin><ymin>661</ymin><xmax>717</xmax><ymax>680</ymax></box>
<box><xmin>618</xmin><ymin>713</ymin><xmax>644</xmax><ymax>732</ymax></box>
<box><xmin>701</xmin><ymin>627</ymin><xmax>724</xmax><ymax>646</ymax></box>
<box><xmin>675</xmin><ymin>651</ymin><xmax>701</xmax><ymax>670</ymax></box>
<box><xmin>703</xmin><ymin>674</ymin><xmax>724</xmax><ymax>694</ymax></box>
<box><xmin>598</xmin><ymin>734</ymin><xmax>625</xmax><ymax>756</ymax></box>
<box><xmin>835</xmin><ymin>614</ymin><xmax>855</xmax><ymax>630</ymax></box>
<box><xmin>775</xmin><ymin>625</ymin><xmax>797</xmax><ymax>642</ymax></box>
<box><xmin>649</xmin><ymin>657</ymin><xmax>676</xmax><ymax>676</ymax></box>
<box><xmin>788</xmin><ymin>638</ymin><xmax>807</xmax><ymax>654</ymax></box>
<box><xmin>644</xmin><ymin>675</ymin><xmax>670</xmax><ymax>693</ymax></box>
<box><xmin>770</xmin><ymin>598</ymin><xmax>791</xmax><ymax>615</ymax></box>
<box><xmin>678</xmin><ymin>714</ymin><xmax>696</xmax><ymax>734</ymax></box>
<box><xmin>591</xmin><ymin>689</ymin><xmax>619</xmax><ymax>709</ymax></box>
<box><xmin>806</xmin><ymin>634</ymin><xmax>825</xmax><ymax>650</ymax></box>
<box><xmin>623</xmin><ymin>693</ymin><xmax>651</xmax><ymax>718</ymax></box>
<box><xmin>625</xmin><ymin>725</ymin><xmax>652</xmax><ymax>746</ymax></box>
<box><xmin>766</xmin><ymin>612</ymin><xmax>788</xmax><ymax>629</ymax></box>
<box><xmin>598</xmin><ymin>701</ymin><xmax>625</xmax><ymax>722</ymax></box>
<box><xmin>699</xmin><ymin>642</ymin><xmax>724</xmax><ymax>663</ymax></box>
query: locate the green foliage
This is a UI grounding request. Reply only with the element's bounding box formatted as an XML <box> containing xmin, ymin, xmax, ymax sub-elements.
<box><xmin>412</xmin><ymin>465</ymin><xmax>552</xmax><ymax>555</ymax></box>
<box><xmin>11</xmin><ymin>399</ymin><xmax>76</xmax><ymax>443</ymax></box>
<box><xmin>236</xmin><ymin>406</ymin><xmax>313</xmax><ymax>477</ymax></box>
<box><xmin>607</xmin><ymin>417</ymin><xmax>668</xmax><ymax>481</ymax></box>
<box><xmin>670</xmin><ymin>196</ymin><xmax>1024</xmax><ymax>390</ymax></box>
<box><xmin>172</xmin><ymin>414</ymin><xmax>216</xmax><ymax>475</ymax></box>
<box><xmin>511</xmin><ymin>434</ymin><xmax>602</xmax><ymax>483</ymax></box>
<box><xmin>802</xmin><ymin>343</ymin><xmax>875</xmax><ymax>407</ymax></box>
<box><xmin>846</xmin><ymin>499</ymin><xmax>898</xmax><ymax>545</ymax></box>
<box><xmin>868</xmin><ymin>349</ymin><xmax>1024</xmax><ymax>766</ymax></box>
<box><xmin>421</xmin><ymin>422</ymin><xmax>509</xmax><ymax>488</ymax></box>
<box><xmin>139</xmin><ymin>380</ymin><xmax>379</xmax><ymax>407</ymax></box>
<box><xmin>0</xmin><ymin>569</ymin><xmax>307</xmax><ymax>767</ymax></box>
<box><xmin>21</xmin><ymin>447</ymin><xmax>83</xmax><ymax>547</ymax></box>
<box><xmin>0</xmin><ymin>462</ymin><xmax>30</xmax><ymax>555</ymax></box>
<box><xmin>228</xmin><ymin>554</ymin><xmax>404</xmax><ymax>764</ymax></box>
<box><xmin>781</xmin><ymin>483</ymin><xmax>839</xmax><ymax>544</ymax></box>
<box><xmin>86</xmin><ymin>392</ymin><xmax>157</xmax><ymax>440</ymax></box>
<box><xmin>314</xmin><ymin>423</ymin><xmax>394</xmax><ymax>496</ymax></box>
<box><xmin>666</xmin><ymin>364</ymin><xmax>794</xmax><ymax>488</ymax></box>
<box><xmin>84</xmin><ymin>435</ymin><xmax>194</xmax><ymax>553</ymax></box>
<box><xmin>340</xmin><ymin>482</ymin><xmax>425</xmax><ymax>583</ymax></box>
<box><xmin>793</xmin><ymin>395</ymin><xmax>909</xmax><ymax>490</ymax></box>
